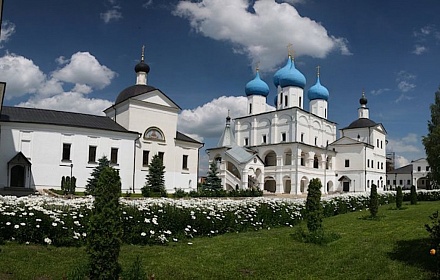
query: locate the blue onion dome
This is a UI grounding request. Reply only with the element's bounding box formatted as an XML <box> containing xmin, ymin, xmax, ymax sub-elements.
<box><xmin>360</xmin><ymin>92</ymin><xmax>368</xmax><ymax>105</ymax></box>
<box><xmin>245</xmin><ymin>71</ymin><xmax>269</xmax><ymax>97</ymax></box>
<box><xmin>308</xmin><ymin>76</ymin><xmax>329</xmax><ymax>101</ymax></box>
<box><xmin>273</xmin><ymin>56</ymin><xmax>292</xmax><ymax>87</ymax></box>
<box><xmin>278</xmin><ymin>59</ymin><xmax>306</xmax><ymax>88</ymax></box>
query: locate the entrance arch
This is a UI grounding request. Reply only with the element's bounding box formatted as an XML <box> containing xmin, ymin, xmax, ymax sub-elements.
<box><xmin>300</xmin><ymin>176</ymin><xmax>309</xmax><ymax>194</ymax></box>
<box><xmin>283</xmin><ymin>176</ymin><xmax>291</xmax><ymax>194</ymax></box>
<box><xmin>264</xmin><ymin>177</ymin><xmax>276</xmax><ymax>193</ymax></box>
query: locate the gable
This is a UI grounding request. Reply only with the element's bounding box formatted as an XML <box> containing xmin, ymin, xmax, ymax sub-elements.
<box><xmin>135</xmin><ymin>89</ymin><xmax>180</xmax><ymax>110</ymax></box>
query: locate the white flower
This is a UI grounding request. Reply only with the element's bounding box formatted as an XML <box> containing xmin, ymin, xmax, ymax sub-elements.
<box><xmin>44</xmin><ymin>237</ymin><xmax>52</xmax><ymax>245</ymax></box>
<box><xmin>150</xmin><ymin>230</ymin><xmax>155</xmax><ymax>235</ymax></box>
<box><xmin>52</xmin><ymin>222</ymin><xmax>57</xmax><ymax>227</ymax></box>
<box><xmin>187</xmin><ymin>242</ymin><xmax>193</xmax><ymax>245</ymax></box>
<box><xmin>14</xmin><ymin>224</ymin><xmax>19</xmax><ymax>229</ymax></box>
<box><xmin>141</xmin><ymin>232</ymin><xmax>146</xmax><ymax>237</ymax></box>
<box><xmin>6</xmin><ymin>222</ymin><xmax>11</xmax><ymax>226</ymax></box>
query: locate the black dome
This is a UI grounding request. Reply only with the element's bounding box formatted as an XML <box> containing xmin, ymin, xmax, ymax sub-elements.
<box><xmin>134</xmin><ymin>61</ymin><xmax>150</xmax><ymax>73</ymax></box>
<box><xmin>346</xmin><ymin>118</ymin><xmax>377</xmax><ymax>129</ymax></box>
<box><xmin>115</xmin><ymin>84</ymin><xmax>156</xmax><ymax>105</ymax></box>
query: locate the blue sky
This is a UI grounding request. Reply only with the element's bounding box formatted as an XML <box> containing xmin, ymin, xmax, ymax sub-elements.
<box><xmin>1</xmin><ymin>0</ymin><xmax>440</xmax><ymax>172</ymax></box>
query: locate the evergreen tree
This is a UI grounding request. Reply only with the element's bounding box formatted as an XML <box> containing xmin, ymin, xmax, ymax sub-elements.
<box><xmin>369</xmin><ymin>184</ymin><xmax>379</xmax><ymax>218</ymax></box>
<box><xmin>86</xmin><ymin>166</ymin><xmax>122</xmax><ymax>280</ymax></box>
<box><xmin>305</xmin><ymin>178</ymin><xmax>323</xmax><ymax>233</ymax></box>
<box><xmin>203</xmin><ymin>161</ymin><xmax>222</xmax><ymax>191</ymax></box>
<box><xmin>410</xmin><ymin>185</ymin><xmax>418</xmax><ymax>205</ymax></box>
<box><xmin>423</xmin><ymin>87</ymin><xmax>440</xmax><ymax>188</ymax></box>
<box><xmin>86</xmin><ymin>156</ymin><xmax>110</xmax><ymax>195</ymax></box>
<box><xmin>142</xmin><ymin>154</ymin><xmax>166</xmax><ymax>196</ymax></box>
<box><xmin>396</xmin><ymin>186</ymin><xmax>403</xmax><ymax>209</ymax></box>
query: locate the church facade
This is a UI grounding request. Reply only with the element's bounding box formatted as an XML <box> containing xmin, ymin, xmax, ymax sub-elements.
<box><xmin>0</xmin><ymin>52</ymin><xmax>203</xmax><ymax>194</ymax></box>
<box><xmin>207</xmin><ymin>55</ymin><xmax>387</xmax><ymax>194</ymax></box>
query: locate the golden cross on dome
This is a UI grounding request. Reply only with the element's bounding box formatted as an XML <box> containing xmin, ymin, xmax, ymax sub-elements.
<box><xmin>255</xmin><ymin>61</ymin><xmax>260</xmax><ymax>72</ymax></box>
<box><xmin>287</xmin><ymin>43</ymin><xmax>294</xmax><ymax>57</ymax></box>
<box><xmin>317</xmin><ymin>65</ymin><xmax>321</xmax><ymax>77</ymax></box>
<box><xmin>141</xmin><ymin>45</ymin><xmax>145</xmax><ymax>62</ymax></box>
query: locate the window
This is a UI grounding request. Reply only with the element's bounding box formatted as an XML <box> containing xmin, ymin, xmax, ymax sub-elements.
<box><xmin>387</xmin><ymin>180</ymin><xmax>390</xmax><ymax>185</ymax></box>
<box><xmin>399</xmin><ymin>180</ymin><xmax>403</xmax><ymax>185</ymax></box>
<box><xmin>377</xmin><ymin>139</ymin><xmax>379</xmax><ymax>147</ymax></box>
<box><xmin>158</xmin><ymin>152</ymin><xmax>164</xmax><ymax>163</ymax></box>
<box><xmin>381</xmin><ymin>162</ymin><xmax>383</xmax><ymax>170</ymax></box>
<box><xmin>110</xmin><ymin>148</ymin><xmax>118</xmax><ymax>164</ymax></box>
<box><xmin>367</xmin><ymin>180</ymin><xmax>370</xmax><ymax>188</ymax></box>
<box><xmin>313</xmin><ymin>156</ymin><xmax>319</xmax><ymax>169</ymax></box>
<box><xmin>262</xmin><ymin>135</ymin><xmax>267</xmax><ymax>144</ymax></box>
<box><xmin>281</xmin><ymin>132</ymin><xmax>286</xmax><ymax>142</ymax></box>
<box><xmin>88</xmin><ymin>146</ymin><xmax>97</xmax><ymax>163</ymax></box>
<box><xmin>418</xmin><ymin>166</ymin><xmax>421</xmax><ymax>172</ymax></box>
<box><xmin>367</xmin><ymin>159</ymin><xmax>370</xmax><ymax>168</ymax></box>
<box><xmin>62</xmin><ymin>143</ymin><xmax>71</xmax><ymax>161</ymax></box>
<box><xmin>300</xmin><ymin>153</ymin><xmax>305</xmax><ymax>166</ymax></box>
<box><xmin>377</xmin><ymin>162</ymin><xmax>380</xmax><ymax>169</ymax></box>
<box><xmin>345</xmin><ymin>159</ymin><xmax>350</xmax><ymax>167</ymax></box>
<box><xmin>407</xmin><ymin>180</ymin><xmax>411</xmax><ymax>185</ymax></box>
<box><xmin>182</xmin><ymin>155</ymin><xmax>188</xmax><ymax>170</ymax></box>
<box><xmin>244</xmin><ymin>137</ymin><xmax>249</xmax><ymax>146</ymax></box>
<box><xmin>393</xmin><ymin>180</ymin><xmax>396</xmax><ymax>185</ymax></box>
<box><xmin>380</xmin><ymin>141</ymin><xmax>383</xmax><ymax>149</ymax></box>
<box><xmin>284</xmin><ymin>96</ymin><xmax>288</xmax><ymax>107</ymax></box>
<box><xmin>426</xmin><ymin>166</ymin><xmax>430</xmax><ymax>171</ymax></box>
<box><xmin>371</xmin><ymin>160</ymin><xmax>373</xmax><ymax>168</ymax></box>
<box><xmin>249</xmin><ymin>103</ymin><xmax>252</xmax><ymax>114</ymax></box>
<box><xmin>314</xmin><ymin>137</ymin><xmax>317</xmax><ymax>146</ymax></box>
<box><xmin>300</xmin><ymin>133</ymin><xmax>304</xmax><ymax>142</ymax></box>
<box><xmin>142</xmin><ymin>150</ymin><xmax>149</xmax><ymax>167</ymax></box>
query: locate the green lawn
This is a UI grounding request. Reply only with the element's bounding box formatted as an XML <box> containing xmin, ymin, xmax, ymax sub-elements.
<box><xmin>1</xmin><ymin>201</ymin><xmax>439</xmax><ymax>280</ymax></box>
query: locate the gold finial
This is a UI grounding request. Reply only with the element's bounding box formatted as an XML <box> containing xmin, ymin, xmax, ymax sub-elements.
<box><xmin>141</xmin><ymin>45</ymin><xmax>145</xmax><ymax>62</ymax></box>
<box><xmin>317</xmin><ymin>65</ymin><xmax>321</xmax><ymax>77</ymax></box>
<box><xmin>287</xmin><ymin>43</ymin><xmax>293</xmax><ymax>58</ymax></box>
<box><xmin>255</xmin><ymin>61</ymin><xmax>260</xmax><ymax>72</ymax></box>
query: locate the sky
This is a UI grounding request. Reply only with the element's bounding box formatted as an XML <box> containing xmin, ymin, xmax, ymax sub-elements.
<box><xmin>1</xmin><ymin>0</ymin><xmax>440</xmax><ymax>174</ymax></box>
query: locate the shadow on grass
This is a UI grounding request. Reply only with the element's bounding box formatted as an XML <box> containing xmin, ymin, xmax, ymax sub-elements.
<box><xmin>388</xmin><ymin>238</ymin><xmax>437</xmax><ymax>276</ymax></box>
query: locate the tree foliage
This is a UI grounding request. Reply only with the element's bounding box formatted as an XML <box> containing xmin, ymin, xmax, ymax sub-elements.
<box><xmin>86</xmin><ymin>166</ymin><xmax>122</xmax><ymax>280</ymax></box>
<box><xmin>369</xmin><ymin>184</ymin><xmax>379</xmax><ymax>218</ymax></box>
<box><xmin>305</xmin><ymin>178</ymin><xmax>323</xmax><ymax>233</ymax></box>
<box><xmin>203</xmin><ymin>161</ymin><xmax>222</xmax><ymax>192</ymax></box>
<box><xmin>85</xmin><ymin>156</ymin><xmax>110</xmax><ymax>195</ymax></box>
<box><xmin>142</xmin><ymin>154</ymin><xmax>166</xmax><ymax>197</ymax></box>
<box><xmin>423</xmin><ymin>88</ymin><xmax>440</xmax><ymax>188</ymax></box>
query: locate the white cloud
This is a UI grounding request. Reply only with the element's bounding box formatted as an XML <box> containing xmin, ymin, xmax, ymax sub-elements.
<box><xmin>394</xmin><ymin>155</ymin><xmax>410</xmax><ymax>168</ymax></box>
<box><xmin>142</xmin><ymin>0</ymin><xmax>153</xmax><ymax>9</ymax></box>
<box><xmin>387</xmin><ymin>134</ymin><xmax>421</xmax><ymax>154</ymax></box>
<box><xmin>370</xmin><ymin>88</ymin><xmax>390</xmax><ymax>96</ymax></box>
<box><xmin>174</xmin><ymin>0</ymin><xmax>350</xmax><ymax>72</ymax></box>
<box><xmin>395</xmin><ymin>71</ymin><xmax>416</xmax><ymax>101</ymax></box>
<box><xmin>52</xmin><ymin>52</ymin><xmax>117</xmax><ymax>89</ymax></box>
<box><xmin>100</xmin><ymin>0</ymin><xmax>123</xmax><ymax>23</ymax></box>
<box><xmin>412</xmin><ymin>45</ymin><xmax>428</xmax><ymax>55</ymax></box>
<box><xmin>0</xmin><ymin>53</ymin><xmax>47</xmax><ymax>99</ymax></box>
<box><xmin>1</xmin><ymin>52</ymin><xmax>116</xmax><ymax>115</ymax></box>
<box><xmin>17</xmin><ymin>92</ymin><xmax>112</xmax><ymax>116</ymax></box>
<box><xmin>178</xmin><ymin>95</ymin><xmax>275</xmax><ymax>141</ymax></box>
<box><xmin>0</xmin><ymin>21</ymin><xmax>16</xmax><ymax>46</ymax></box>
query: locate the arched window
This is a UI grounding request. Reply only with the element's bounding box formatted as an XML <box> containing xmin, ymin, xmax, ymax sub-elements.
<box><xmin>144</xmin><ymin>127</ymin><xmax>165</xmax><ymax>142</ymax></box>
<box><xmin>313</xmin><ymin>155</ymin><xmax>319</xmax><ymax>169</ymax></box>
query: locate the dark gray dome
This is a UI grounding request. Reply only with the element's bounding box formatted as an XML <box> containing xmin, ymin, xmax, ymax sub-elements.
<box><xmin>115</xmin><ymin>84</ymin><xmax>156</xmax><ymax>105</ymax></box>
<box><xmin>134</xmin><ymin>61</ymin><xmax>150</xmax><ymax>73</ymax></box>
<box><xmin>346</xmin><ymin>118</ymin><xmax>377</xmax><ymax>129</ymax></box>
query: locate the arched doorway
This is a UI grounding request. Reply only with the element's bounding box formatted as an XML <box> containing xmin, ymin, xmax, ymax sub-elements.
<box><xmin>300</xmin><ymin>176</ymin><xmax>309</xmax><ymax>194</ymax></box>
<box><xmin>264</xmin><ymin>151</ymin><xmax>277</xmax><ymax>166</ymax></box>
<box><xmin>264</xmin><ymin>177</ymin><xmax>276</xmax><ymax>192</ymax></box>
<box><xmin>10</xmin><ymin>165</ymin><xmax>25</xmax><ymax>187</ymax></box>
<box><xmin>283</xmin><ymin>176</ymin><xmax>291</xmax><ymax>194</ymax></box>
<box><xmin>327</xmin><ymin>181</ymin><xmax>333</xmax><ymax>193</ymax></box>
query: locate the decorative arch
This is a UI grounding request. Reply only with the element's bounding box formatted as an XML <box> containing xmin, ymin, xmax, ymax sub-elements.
<box><xmin>283</xmin><ymin>175</ymin><xmax>291</xmax><ymax>194</ymax></box>
<box><xmin>144</xmin><ymin>127</ymin><xmax>165</xmax><ymax>141</ymax></box>
<box><xmin>264</xmin><ymin>176</ymin><xmax>276</xmax><ymax>193</ymax></box>
<box><xmin>264</xmin><ymin>150</ymin><xmax>277</xmax><ymax>166</ymax></box>
<box><xmin>300</xmin><ymin>176</ymin><xmax>309</xmax><ymax>194</ymax></box>
<box><xmin>284</xmin><ymin>148</ymin><xmax>292</xmax><ymax>165</ymax></box>
<box><xmin>326</xmin><ymin>180</ymin><xmax>334</xmax><ymax>193</ymax></box>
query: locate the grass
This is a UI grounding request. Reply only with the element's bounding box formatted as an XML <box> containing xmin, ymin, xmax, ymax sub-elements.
<box><xmin>0</xmin><ymin>201</ymin><xmax>439</xmax><ymax>279</ymax></box>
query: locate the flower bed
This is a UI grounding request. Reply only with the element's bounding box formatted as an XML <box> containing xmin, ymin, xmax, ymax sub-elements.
<box><xmin>1</xmin><ymin>190</ymin><xmax>439</xmax><ymax>246</ymax></box>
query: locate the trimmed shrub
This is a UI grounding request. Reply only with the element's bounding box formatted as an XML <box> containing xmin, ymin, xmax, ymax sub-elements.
<box><xmin>305</xmin><ymin>178</ymin><xmax>323</xmax><ymax>233</ymax></box>
<box><xmin>86</xmin><ymin>166</ymin><xmax>122</xmax><ymax>280</ymax></box>
<box><xmin>410</xmin><ymin>185</ymin><xmax>418</xmax><ymax>205</ymax></box>
<box><xmin>369</xmin><ymin>184</ymin><xmax>379</xmax><ymax>218</ymax></box>
<box><xmin>85</xmin><ymin>156</ymin><xmax>110</xmax><ymax>195</ymax></box>
<box><xmin>396</xmin><ymin>186</ymin><xmax>403</xmax><ymax>209</ymax></box>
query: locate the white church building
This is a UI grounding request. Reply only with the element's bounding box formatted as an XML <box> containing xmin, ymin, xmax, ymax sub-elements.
<box><xmin>0</xmin><ymin>51</ymin><xmax>203</xmax><ymax>195</ymax></box>
<box><xmin>207</xmin><ymin>55</ymin><xmax>387</xmax><ymax>194</ymax></box>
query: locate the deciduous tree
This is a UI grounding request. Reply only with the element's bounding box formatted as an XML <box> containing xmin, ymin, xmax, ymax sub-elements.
<box><xmin>423</xmin><ymin>87</ymin><xmax>440</xmax><ymax>188</ymax></box>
